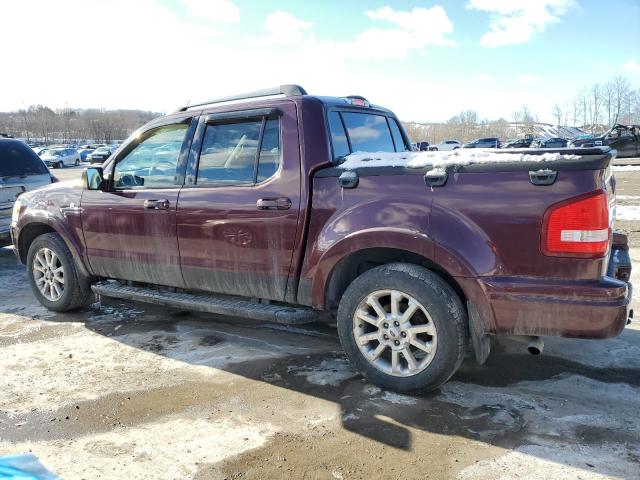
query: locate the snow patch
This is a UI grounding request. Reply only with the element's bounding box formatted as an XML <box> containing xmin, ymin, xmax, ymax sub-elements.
<box><xmin>380</xmin><ymin>391</ymin><xmax>417</xmax><ymax>405</ymax></box>
<box><xmin>616</xmin><ymin>204</ymin><xmax>640</xmax><ymax>221</ymax></box>
<box><xmin>293</xmin><ymin>357</ymin><xmax>357</xmax><ymax>386</ymax></box>
<box><xmin>338</xmin><ymin>149</ymin><xmax>580</xmax><ymax>172</ymax></box>
<box><xmin>458</xmin><ymin>443</ymin><xmax>637</xmax><ymax>480</ymax></box>
<box><xmin>613</xmin><ymin>165</ymin><xmax>640</xmax><ymax>172</ymax></box>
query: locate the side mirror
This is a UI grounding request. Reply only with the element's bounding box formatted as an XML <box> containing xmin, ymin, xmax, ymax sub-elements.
<box><xmin>82</xmin><ymin>167</ymin><xmax>104</xmax><ymax>190</ymax></box>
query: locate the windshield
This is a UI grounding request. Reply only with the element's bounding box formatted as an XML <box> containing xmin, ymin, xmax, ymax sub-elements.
<box><xmin>43</xmin><ymin>149</ymin><xmax>64</xmax><ymax>157</ymax></box>
<box><xmin>0</xmin><ymin>141</ymin><xmax>49</xmax><ymax>177</ymax></box>
<box><xmin>94</xmin><ymin>147</ymin><xmax>109</xmax><ymax>153</ymax></box>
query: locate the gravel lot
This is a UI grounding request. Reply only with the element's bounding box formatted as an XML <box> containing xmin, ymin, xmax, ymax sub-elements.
<box><xmin>1</xmin><ymin>163</ymin><xmax>638</xmax><ymax>479</ymax></box>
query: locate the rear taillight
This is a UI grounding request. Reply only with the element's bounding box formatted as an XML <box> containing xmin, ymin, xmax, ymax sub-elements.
<box><xmin>542</xmin><ymin>190</ymin><xmax>610</xmax><ymax>258</ymax></box>
<box><xmin>50</xmin><ymin>175</ymin><xmax>59</xmax><ymax>183</ymax></box>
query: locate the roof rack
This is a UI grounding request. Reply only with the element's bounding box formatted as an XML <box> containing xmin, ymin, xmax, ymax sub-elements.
<box><xmin>176</xmin><ymin>84</ymin><xmax>307</xmax><ymax>112</ymax></box>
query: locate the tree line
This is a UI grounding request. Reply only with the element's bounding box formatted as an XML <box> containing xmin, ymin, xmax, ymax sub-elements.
<box><xmin>405</xmin><ymin>74</ymin><xmax>639</xmax><ymax>144</ymax></box>
<box><xmin>0</xmin><ymin>106</ymin><xmax>159</xmax><ymax>144</ymax></box>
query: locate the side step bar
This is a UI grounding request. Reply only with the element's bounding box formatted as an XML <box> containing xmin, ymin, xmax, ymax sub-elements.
<box><xmin>91</xmin><ymin>282</ymin><xmax>326</xmax><ymax>325</ymax></box>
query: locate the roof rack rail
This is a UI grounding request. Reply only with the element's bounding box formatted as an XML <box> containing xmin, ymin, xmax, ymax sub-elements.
<box><xmin>176</xmin><ymin>84</ymin><xmax>307</xmax><ymax>112</ymax></box>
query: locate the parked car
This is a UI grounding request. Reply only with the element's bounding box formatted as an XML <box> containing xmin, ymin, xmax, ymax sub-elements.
<box><xmin>530</xmin><ymin>137</ymin><xmax>568</xmax><ymax>148</ymax></box>
<box><xmin>77</xmin><ymin>145</ymin><xmax>95</xmax><ymax>162</ymax></box>
<box><xmin>462</xmin><ymin>137</ymin><xmax>501</xmax><ymax>148</ymax></box>
<box><xmin>86</xmin><ymin>146</ymin><xmax>113</xmax><ymax>164</ymax></box>
<box><xmin>10</xmin><ymin>85</ymin><xmax>632</xmax><ymax>394</ymax></box>
<box><xmin>428</xmin><ymin>140</ymin><xmax>461</xmax><ymax>151</ymax></box>
<box><xmin>40</xmin><ymin>148</ymin><xmax>80</xmax><ymax>168</ymax></box>
<box><xmin>568</xmin><ymin>125</ymin><xmax>640</xmax><ymax>158</ymax></box>
<box><xmin>1</xmin><ymin>138</ymin><xmax>56</xmax><ymax>246</ymax></box>
<box><xmin>502</xmin><ymin>138</ymin><xmax>533</xmax><ymax>148</ymax></box>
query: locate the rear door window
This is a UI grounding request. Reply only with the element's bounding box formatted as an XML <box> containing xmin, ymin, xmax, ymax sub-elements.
<box><xmin>341</xmin><ymin>112</ymin><xmax>395</xmax><ymax>153</ymax></box>
<box><xmin>0</xmin><ymin>141</ymin><xmax>48</xmax><ymax>177</ymax></box>
<box><xmin>197</xmin><ymin>117</ymin><xmax>282</xmax><ymax>186</ymax></box>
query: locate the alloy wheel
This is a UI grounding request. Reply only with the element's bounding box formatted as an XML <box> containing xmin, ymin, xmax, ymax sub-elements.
<box><xmin>33</xmin><ymin>247</ymin><xmax>65</xmax><ymax>301</ymax></box>
<box><xmin>353</xmin><ymin>289</ymin><xmax>438</xmax><ymax>377</ymax></box>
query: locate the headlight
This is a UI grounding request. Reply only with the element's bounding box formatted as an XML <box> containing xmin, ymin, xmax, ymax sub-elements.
<box><xmin>12</xmin><ymin>197</ymin><xmax>23</xmax><ymax>224</ymax></box>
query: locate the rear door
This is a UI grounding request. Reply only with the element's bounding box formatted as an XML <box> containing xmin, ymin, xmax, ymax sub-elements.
<box><xmin>81</xmin><ymin>116</ymin><xmax>196</xmax><ymax>287</ymax></box>
<box><xmin>177</xmin><ymin>102</ymin><xmax>301</xmax><ymax>301</ymax></box>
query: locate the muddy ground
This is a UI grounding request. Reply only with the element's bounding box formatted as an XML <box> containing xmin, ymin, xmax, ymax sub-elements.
<box><xmin>0</xmin><ymin>166</ymin><xmax>638</xmax><ymax>479</ymax></box>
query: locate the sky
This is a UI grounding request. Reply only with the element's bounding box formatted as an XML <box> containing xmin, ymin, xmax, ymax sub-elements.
<box><xmin>1</xmin><ymin>0</ymin><xmax>639</xmax><ymax>123</ymax></box>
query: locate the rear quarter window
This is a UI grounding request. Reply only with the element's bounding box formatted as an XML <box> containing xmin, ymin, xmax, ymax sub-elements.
<box><xmin>0</xmin><ymin>141</ymin><xmax>49</xmax><ymax>177</ymax></box>
<box><xmin>341</xmin><ymin>112</ymin><xmax>395</xmax><ymax>153</ymax></box>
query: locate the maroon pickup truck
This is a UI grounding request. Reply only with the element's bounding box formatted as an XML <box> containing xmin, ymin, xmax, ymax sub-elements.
<box><xmin>10</xmin><ymin>85</ymin><xmax>633</xmax><ymax>393</ymax></box>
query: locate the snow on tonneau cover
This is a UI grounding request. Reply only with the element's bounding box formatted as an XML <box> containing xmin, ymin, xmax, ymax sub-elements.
<box><xmin>337</xmin><ymin>149</ymin><xmax>581</xmax><ymax>175</ymax></box>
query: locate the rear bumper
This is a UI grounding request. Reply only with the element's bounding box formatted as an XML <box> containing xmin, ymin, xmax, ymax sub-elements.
<box><xmin>482</xmin><ymin>276</ymin><xmax>631</xmax><ymax>338</ymax></box>
<box><xmin>467</xmin><ymin>244</ymin><xmax>633</xmax><ymax>339</ymax></box>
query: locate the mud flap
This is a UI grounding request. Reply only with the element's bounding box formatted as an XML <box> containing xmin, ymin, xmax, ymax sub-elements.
<box><xmin>467</xmin><ymin>301</ymin><xmax>491</xmax><ymax>365</ymax></box>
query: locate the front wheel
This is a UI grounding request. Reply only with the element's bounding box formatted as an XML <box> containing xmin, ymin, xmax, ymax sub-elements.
<box><xmin>75</xmin><ymin>158</ymin><xmax>80</xmax><ymax>166</ymax></box>
<box><xmin>57</xmin><ymin>161</ymin><xmax>64</xmax><ymax>169</ymax></box>
<box><xmin>27</xmin><ymin>233</ymin><xmax>91</xmax><ymax>312</ymax></box>
<box><xmin>337</xmin><ymin>263</ymin><xmax>467</xmax><ymax>393</ymax></box>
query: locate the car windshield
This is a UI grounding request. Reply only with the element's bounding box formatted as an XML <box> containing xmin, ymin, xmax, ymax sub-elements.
<box><xmin>94</xmin><ymin>147</ymin><xmax>109</xmax><ymax>153</ymax></box>
<box><xmin>43</xmin><ymin>149</ymin><xmax>63</xmax><ymax>157</ymax></box>
<box><xmin>0</xmin><ymin>141</ymin><xmax>49</xmax><ymax>177</ymax></box>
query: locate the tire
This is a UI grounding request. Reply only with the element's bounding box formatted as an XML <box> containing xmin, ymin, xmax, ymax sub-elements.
<box><xmin>432</xmin><ymin>147</ymin><xmax>439</xmax><ymax>151</ymax></box>
<box><xmin>27</xmin><ymin>233</ymin><xmax>91</xmax><ymax>312</ymax></box>
<box><xmin>75</xmin><ymin>159</ymin><xmax>80</xmax><ymax>166</ymax></box>
<box><xmin>337</xmin><ymin>263</ymin><xmax>467</xmax><ymax>393</ymax></box>
<box><xmin>57</xmin><ymin>161</ymin><xmax>63</xmax><ymax>169</ymax></box>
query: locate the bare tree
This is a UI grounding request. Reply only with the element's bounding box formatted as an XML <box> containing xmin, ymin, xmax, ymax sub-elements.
<box><xmin>611</xmin><ymin>75</ymin><xmax>631</xmax><ymax>125</ymax></box>
<box><xmin>551</xmin><ymin>103</ymin><xmax>563</xmax><ymax>127</ymax></box>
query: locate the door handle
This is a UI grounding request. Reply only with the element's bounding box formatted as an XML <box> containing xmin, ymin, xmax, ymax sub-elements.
<box><xmin>256</xmin><ymin>197</ymin><xmax>292</xmax><ymax>210</ymax></box>
<box><xmin>143</xmin><ymin>199</ymin><xmax>170</xmax><ymax>210</ymax></box>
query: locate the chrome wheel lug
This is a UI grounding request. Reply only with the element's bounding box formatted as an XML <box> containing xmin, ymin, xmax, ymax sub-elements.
<box><xmin>383</xmin><ymin>322</ymin><xmax>389</xmax><ymax>329</ymax></box>
<box><xmin>394</xmin><ymin>340</ymin><xmax>400</xmax><ymax>346</ymax></box>
<box><xmin>383</xmin><ymin>334</ymin><xmax>389</xmax><ymax>340</ymax></box>
<box><xmin>394</xmin><ymin>321</ymin><xmax>399</xmax><ymax>327</ymax></box>
<box><xmin>401</xmin><ymin>332</ymin><xmax>407</xmax><ymax>338</ymax></box>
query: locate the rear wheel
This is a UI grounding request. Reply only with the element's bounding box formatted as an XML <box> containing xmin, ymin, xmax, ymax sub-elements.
<box><xmin>27</xmin><ymin>233</ymin><xmax>91</xmax><ymax>312</ymax></box>
<box><xmin>57</xmin><ymin>161</ymin><xmax>63</xmax><ymax>169</ymax></box>
<box><xmin>337</xmin><ymin>263</ymin><xmax>467</xmax><ymax>393</ymax></box>
<box><xmin>75</xmin><ymin>158</ymin><xmax>80</xmax><ymax>166</ymax></box>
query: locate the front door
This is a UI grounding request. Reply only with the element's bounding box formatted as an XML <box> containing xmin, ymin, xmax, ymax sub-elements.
<box><xmin>177</xmin><ymin>103</ymin><xmax>301</xmax><ymax>301</ymax></box>
<box><xmin>81</xmin><ymin>119</ymin><xmax>194</xmax><ymax>287</ymax></box>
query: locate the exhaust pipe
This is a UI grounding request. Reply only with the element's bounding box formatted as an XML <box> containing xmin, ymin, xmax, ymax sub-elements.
<box><xmin>510</xmin><ymin>335</ymin><xmax>544</xmax><ymax>355</ymax></box>
<box><xmin>526</xmin><ymin>336</ymin><xmax>544</xmax><ymax>356</ymax></box>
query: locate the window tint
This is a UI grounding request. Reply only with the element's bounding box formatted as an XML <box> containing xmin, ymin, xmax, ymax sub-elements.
<box><xmin>341</xmin><ymin>113</ymin><xmax>395</xmax><ymax>153</ymax></box>
<box><xmin>197</xmin><ymin>120</ymin><xmax>261</xmax><ymax>185</ymax></box>
<box><xmin>113</xmin><ymin>123</ymin><xmax>188</xmax><ymax>189</ymax></box>
<box><xmin>0</xmin><ymin>141</ymin><xmax>48</xmax><ymax>177</ymax></box>
<box><xmin>328</xmin><ymin>111</ymin><xmax>350</xmax><ymax>159</ymax></box>
<box><xmin>257</xmin><ymin>119</ymin><xmax>281</xmax><ymax>182</ymax></box>
<box><xmin>387</xmin><ymin>118</ymin><xmax>407</xmax><ymax>152</ymax></box>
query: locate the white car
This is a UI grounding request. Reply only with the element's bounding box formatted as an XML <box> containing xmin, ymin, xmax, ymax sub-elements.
<box><xmin>428</xmin><ymin>140</ymin><xmax>461</xmax><ymax>151</ymax></box>
<box><xmin>40</xmin><ymin>147</ymin><xmax>80</xmax><ymax>168</ymax></box>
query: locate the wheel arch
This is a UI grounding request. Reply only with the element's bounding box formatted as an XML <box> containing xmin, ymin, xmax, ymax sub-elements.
<box><xmin>323</xmin><ymin>246</ymin><xmax>467</xmax><ymax>312</ymax></box>
<box><xmin>17</xmin><ymin>221</ymin><xmax>93</xmax><ymax>279</ymax></box>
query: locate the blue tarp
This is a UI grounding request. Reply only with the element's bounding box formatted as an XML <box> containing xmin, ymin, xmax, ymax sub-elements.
<box><xmin>0</xmin><ymin>454</ymin><xmax>60</xmax><ymax>480</ymax></box>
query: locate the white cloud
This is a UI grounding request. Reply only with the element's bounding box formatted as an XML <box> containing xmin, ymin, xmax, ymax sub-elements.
<box><xmin>181</xmin><ymin>0</ymin><xmax>240</xmax><ymax>23</ymax></box>
<box><xmin>467</xmin><ymin>0</ymin><xmax>575</xmax><ymax>47</ymax></box>
<box><xmin>263</xmin><ymin>11</ymin><xmax>312</xmax><ymax>45</ymax></box>
<box><xmin>358</xmin><ymin>6</ymin><xmax>455</xmax><ymax>58</ymax></box>
<box><xmin>258</xmin><ymin>6</ymin><xmax>455</xmax><ymax>61</ymax></box>
<box><xmin>623</xmin><ymin>59</ymin><xmax>640</xmax><ymax>73</ymax></box>
<box><xmin>518</xmin><ymin>74</ymin><xmax>542</xmax><ymax>84</ymax></box>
